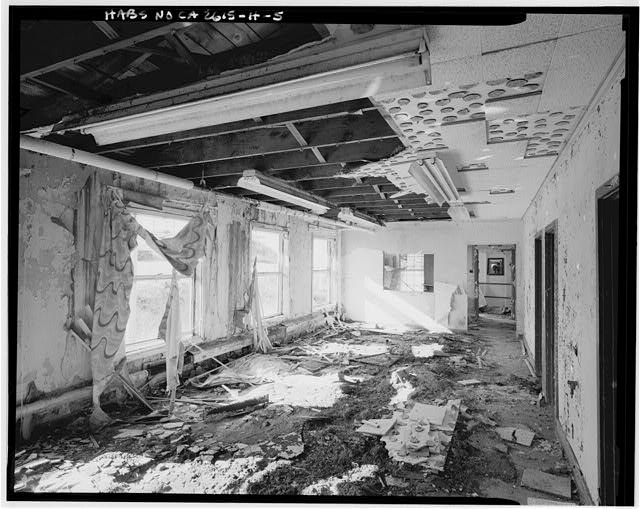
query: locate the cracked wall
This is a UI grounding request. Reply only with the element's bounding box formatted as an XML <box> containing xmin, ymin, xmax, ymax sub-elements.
<box><xmin>521</xmin><ymin>78</ymin><xmax>621</xmax><ymax>502</ymax></box>
<box><xmin>17</xmin><ymin>149</ymin><xmax>328</xmax><ymax>410</ymax></box>
<box><xmin>341</xmin><ymin>220</ymin><xmax>523</xmax><ymax>332</ymax></box>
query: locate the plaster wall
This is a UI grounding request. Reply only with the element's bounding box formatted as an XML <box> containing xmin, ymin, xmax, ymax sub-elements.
<box><xmin>341</xmin><ymin>220</ymin><xmax>523</xmax><ymax>332</ymax></box>
<box><xmin>17</xmin><ymin>149</ymin><xmax>329</xmax><ymax>404</ymax></box>
<box><xmin>521</xmin><ymin>79</ymin><xmax>621</xmax><ymax>502</ymax></box>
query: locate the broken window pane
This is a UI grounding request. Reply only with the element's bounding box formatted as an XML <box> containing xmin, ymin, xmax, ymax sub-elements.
<box><xmin>125</xmin><ymin>211</ymin><xmax>196</xmax><ymax>350</ymax></box>
<box><xmin>124</xmin><ymin>277</ymin><xmax>193</xmax><ymax>344</ymax></box>
<box><xmin>252</xmin><ymin>229</ymin><xmax>281</xmax><ymax>273</ymax></box>
<box><xmin>252</xmin><ymin>228</ymin><xmax>285</xmax><ymax>317</ymax></box>
<box><xmin>313</xmin><ymin>271</ymin><xmax>330</xmax><ymax>308</ymax></box>
<box><xmin>257</xmin><ymin>273</ymin><xmax>280</xmax><ymax>318</ymax></box>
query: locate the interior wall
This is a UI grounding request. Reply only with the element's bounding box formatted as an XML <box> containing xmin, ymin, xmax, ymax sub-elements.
<box><xmin>521</xmin><ymin>77</ymin><xmax>622</xmax><ymax>502</ymax></box>
<box><xmin>17</xmin><ymin>149</ymin><xmax>329</xmax><ymax>404</ymax></box>
<box><xmin>341</xmin><ymin>220</ymin><xmax>523</xmax><ymax>332</ymax></box>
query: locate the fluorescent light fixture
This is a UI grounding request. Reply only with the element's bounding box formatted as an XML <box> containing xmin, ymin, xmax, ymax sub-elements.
<box><xmin>338</xmin><ymin>207</ymin><xmax>384</xmax><ymax>231</ymax></box>
<box><xmin>237</xmin><ymin>170</ymin><xmax>331</xmax><ymax>215</ymax></box>
<box><xmin>408</xmin><ymin>157</ymin><xmax>461</xmax><ymax>206</ymax></box>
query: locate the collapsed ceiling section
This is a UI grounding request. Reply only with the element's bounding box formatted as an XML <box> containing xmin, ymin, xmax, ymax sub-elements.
<box><xmin>19</xmin><ymin>16</ymin><xmax>625</xmax><ymax>224</ymax></box>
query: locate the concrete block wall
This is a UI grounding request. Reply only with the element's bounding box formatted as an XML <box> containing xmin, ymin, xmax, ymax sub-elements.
<box><xmin>16</xmin><ymin>149</ymin><xmax>335</xmax><ymax>410</ymax></box>
<box><xmin>521</xmin><ymin>78</ymin><xmax>622</xmax><ymax>501</ymax></box>
<box><xmin>341</xmin><ymin>220</ymin><xmax>524</xmax><ymax>332</ymax></box>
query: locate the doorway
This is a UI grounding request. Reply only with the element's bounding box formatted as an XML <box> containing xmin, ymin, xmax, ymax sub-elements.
<box><xmin>543</xmin><ymin>228</ymin><xmax>556</xmax><ymax>408</ymax></box>
<box><xmin>468</xmin><ymin>244</ymin><xmax>516</xmax><ymax>322</ymax></box>
<box><xmin>534</xmin><ymin>236</ymin><xmax>543</xmax><ymax>374</ymax></box>
<box><xmin>597</xmin><ymin>182</ymin><xmax>629</xmax><ymax>505</ymax></box>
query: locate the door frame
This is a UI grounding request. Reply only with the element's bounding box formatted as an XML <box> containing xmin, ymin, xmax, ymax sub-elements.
<box><xmin>534</xmin><ymin>235</ymin><xmax>543</xmax><ymax>374</ymax></box>
<box><xmin>595</xmin><ymin>175</ymin><xmax>627</xmax><ymax>505</ymax></box>
<box><xmin>541</xmin><ymin>221</ymin><xmax>558</xmax><ymax>411</ymax></box>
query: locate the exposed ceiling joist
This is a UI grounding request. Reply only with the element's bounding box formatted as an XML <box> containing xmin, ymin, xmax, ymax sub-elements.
<box><xmin>95</xmin><ymin>100</ymin><xmax>374</xmax><ymax>154</ymax></box>
<box><xmin>20</xmin><ymin>22</ymin><xmax>193</xmax><ymax>80</ymax></box>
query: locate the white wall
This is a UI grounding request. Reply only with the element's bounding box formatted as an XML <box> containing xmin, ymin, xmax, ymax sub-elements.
<box><xmin>521</xmin><ymin>76</ymin><xmax>622</xmax><ymax>502</ymax></box>
<box><xmin>341</xmin><ymin>220</ymin><xmax>524</xmax><ymax>332</ymax></box>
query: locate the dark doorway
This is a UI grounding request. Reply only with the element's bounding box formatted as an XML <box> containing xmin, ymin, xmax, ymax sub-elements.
<box><xmin>597</xmin><ymin>184</ymin><xmax>628</xmax><ymax>505</ymax></box>
<box><xmin>534</xmin><ymin>237</ymin><xmax>543</xmax><ymax>374</ymax></box>
<box><xmin>544</xmin><ymin>229</ymin><xmax>556</xmax><ymax>408</ymax></box>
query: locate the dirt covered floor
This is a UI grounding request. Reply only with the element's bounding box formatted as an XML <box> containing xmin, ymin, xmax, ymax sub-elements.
<box><xmin>12</xmin><ymin>317</ymin><xmax>578</xmax><ymax>503</ymax></box>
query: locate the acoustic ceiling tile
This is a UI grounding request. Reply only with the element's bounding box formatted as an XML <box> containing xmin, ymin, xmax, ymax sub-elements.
<box><xmin>482</xmin><ymin>40</ymin><xmax>557</xmax><ymax>83</ymax></box>
<box><xmin>539</xmin><ymin>26</ymin><xmax>625</xmax><ymax>111</ymax></box>
<box><xmin>425</xmin><ymin>25</ymin><xmax>483</xmax><ymax>64</ymax></box>
<box><xmin>558</xmin><ymin>14</ymin><xmax>622</xmax><ymax>38</ymax></box>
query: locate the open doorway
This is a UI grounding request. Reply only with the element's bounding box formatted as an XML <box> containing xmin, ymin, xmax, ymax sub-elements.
<box><xmin>468</xmin><ymin>244</ymin><xmax>516</xmax><ymax>323</ymax></box>
<box><xmin>543</xmin><ymin>227</ymin><xmax>557</xmax><ymax>409</ymax></box>
<box><xmin>597</xmin><ymin>179</ymin><xmax>632</xmax><ymax>505</ymax></box>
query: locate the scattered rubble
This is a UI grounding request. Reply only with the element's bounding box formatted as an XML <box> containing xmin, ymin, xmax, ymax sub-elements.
<box><xmin>11</xmin><ymin>317</ymin><xmax>577</xmax><ymax>502</ymax></box>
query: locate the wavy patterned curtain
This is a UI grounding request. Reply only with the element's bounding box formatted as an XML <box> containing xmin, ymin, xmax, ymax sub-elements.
<box><xmin>89</xmin><ymin>187</ymin><xmax>211</xmax><ymax>427</ymax></box>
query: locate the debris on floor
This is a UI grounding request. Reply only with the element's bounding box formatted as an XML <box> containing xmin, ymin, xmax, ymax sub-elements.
<box><xmin>496</xmin><ymin>426</ymin><xmax>536</xmax><ymax>447</ymax></box>
<box><xmin>12</xmin><ymin>317</ymin><xmax>576</xmax><ymax>502</ymax></box>
<box><xmin>521</xmin><ymin>468</ymin><xmax>572</xmax><ymax>499</ymax></box>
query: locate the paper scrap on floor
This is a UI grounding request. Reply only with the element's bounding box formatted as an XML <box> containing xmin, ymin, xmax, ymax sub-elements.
<box><xmin>381</xmin><ymin>399</ymin><xmax>461</xmax><ymax>472</ymax></box>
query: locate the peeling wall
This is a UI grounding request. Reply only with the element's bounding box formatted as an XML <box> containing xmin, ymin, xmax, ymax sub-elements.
<box><xmin>341</xmin><ymin>220</ymin><xmax>523</xmax><ymax>332</ymax></box>
<box><xmin>17</xmin><ymin>149</ymin><xmax>330</xmax><ymax>406</ymax></box>
<box><xmin>521</xmin><ymin>79</ymin><xmax>621</xmax><ymax>501</ymax></box>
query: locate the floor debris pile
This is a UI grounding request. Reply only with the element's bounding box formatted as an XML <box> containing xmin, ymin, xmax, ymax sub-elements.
<box><xmin>13</xmin><ymin>317</ymin><xmax>577</xmax><ymax>503</ymax></box>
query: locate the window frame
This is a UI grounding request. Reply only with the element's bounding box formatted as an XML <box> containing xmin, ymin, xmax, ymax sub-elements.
<box><xmin>124</xmin><ymin>207</ymin><xmax>200</xmax><ymax>354</ymax></box>
<box><xmin>311</xmin><ymin>233</ymin><xmax>336</xmax><ymax>310</ymax></box>
<box><xmin>383</xmin><ymin>251</ymin><xmax>435</xmax><ymax>294</ymax></box>
<box><xmin>251</xmin><ymin>224</ymin><xmax>287</xmax><ymax>319</ymax></box>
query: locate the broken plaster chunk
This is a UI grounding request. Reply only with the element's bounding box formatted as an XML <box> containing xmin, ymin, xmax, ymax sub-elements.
<box><xmin>521</xmin><ymin>469</ymin><xmax>572</xmax><ymax>499</ymax></box>
<box><xmin>458</xmin><ymin>379</ymin><xmax>483</xmax><ymax>386</ymax></box>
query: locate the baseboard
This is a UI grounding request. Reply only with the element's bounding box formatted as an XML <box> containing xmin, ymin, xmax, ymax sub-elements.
<box><xmin>555</xmin><ymin>418</ymin><xmax>596</xmax><ymax>505</ymax></box>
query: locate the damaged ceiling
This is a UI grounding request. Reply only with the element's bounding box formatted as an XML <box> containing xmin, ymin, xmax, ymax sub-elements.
<box><xmin>19</xmin><ymin>16</ymin><xmax>624</xmax><ymax>223</ymax></box>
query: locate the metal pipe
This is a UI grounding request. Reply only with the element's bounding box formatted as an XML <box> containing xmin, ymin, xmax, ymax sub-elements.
<box><xmin>20</xmin><ymin>135</ymin><xmax>194</xmax><ymax>190</ymax></box>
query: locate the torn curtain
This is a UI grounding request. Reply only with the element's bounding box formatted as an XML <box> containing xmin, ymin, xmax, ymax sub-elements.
<box><xmin>158</xmin><ymin>271</ymin><xmax>184</xmax><ymax>392</ymax></box>
<box><xmin>90</xmin><ymin>186</ymin><xmax>210</xmax><ymax>406</ymax></box>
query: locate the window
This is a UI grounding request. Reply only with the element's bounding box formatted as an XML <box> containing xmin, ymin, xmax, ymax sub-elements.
<box><xmin>251</xmin><ymin>227</ymin><xmax>286</xmax><ymax>318</ymax></box>
<box><xmin>383</xmin><ymin>252</ymin><xmax>434</xmax><ymax>293</ymax></box>
<box><xmin>312</xmin><ymin>235</ymin><xmax>335</xmax><ymax>309</ymax></box>
<box><xmin>124</xmin><ymin>211</ymin><xmax>196</xmax><ymax>351</ymax></box>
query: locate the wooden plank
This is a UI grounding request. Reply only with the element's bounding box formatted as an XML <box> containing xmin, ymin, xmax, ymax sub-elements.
<box><xmin>164</xmin><ymin>32</ymin><xmax>199</xmax><ymax>69</ymax></box>
<box><xmin>153</xmin><ymin>139</ymin><xmax>399</xmax><ymax>180</ymax></box>
<box><xmin>321</xmin><ymin>185</ymin><xmax>399</xmax><ymax>199</ymax></box>
<box><xmin>301</xmin><ymin>176</ymin><xmax>390</xmax><ymax>191</ymax></box>
<box><xmin>520</xmin><ymin>469</ymin><xmax>572</xmax><ymax>499</ymax></box>
<box><xmin>126</xmin><ymin>114</ymin><xmax>397</xmax><ymax>168</ymax></box>
<box><xmin>30</xmin><ymin>74</ymin><xmax>111</xmax><ymax>103</ymax></box>
<box><xmin>95</xmin><ymin>100</ymin><xmax>374</xmax><ymax>154</ymax></box>
<box><xmin>295</xmin><ymin>110</ymin><xmax>395</xmax><ymax>147</ymax></box>
<box><xmin>21</xmin><ymin>22</ymin><xmax>194</xmax><ymax>80</ymax></box>
<box><xmin>319</xmin><ymin>138</ymin><xmax>403</xmax><ymax>164</ymax></box>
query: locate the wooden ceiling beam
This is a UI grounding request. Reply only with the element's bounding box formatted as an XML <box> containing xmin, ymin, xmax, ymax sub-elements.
<box><xmin>300</xmin><ymin>176</ymin><xmax>391</xmax><ymax>191</ymax></box>
<box><xmin>95</xmin><ymin>100</ymin><xmax>374</xmax><ymax>154</ymax></box>
<box><xmin>321</xmin><ymin>184</ymin><xmax>398</xmax><ymax>199</ymax></box>
<box><xmin>29</xmin><ymin>74</ymin><xmax>112</xmax><ymax>103</ymax></box>
<box><xmin>124</xmin><ymin>110</ymin><xmax>397</xmax><ymax>168</ymax></box>
<box><xmin>20</xmin><ymin>22</ymin><xmax>194</xmax><ymax>80</ymax></box>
